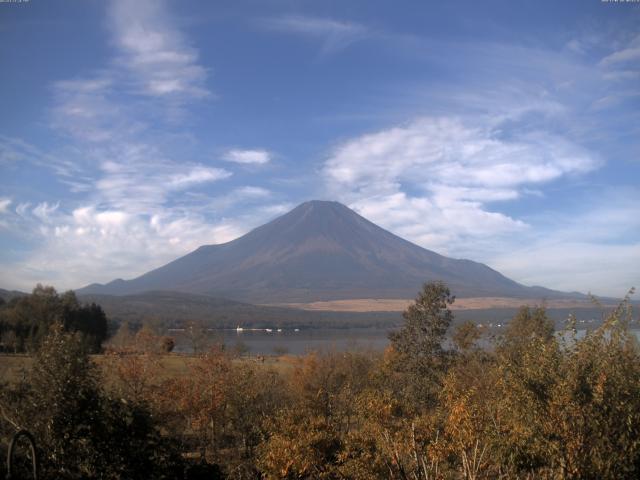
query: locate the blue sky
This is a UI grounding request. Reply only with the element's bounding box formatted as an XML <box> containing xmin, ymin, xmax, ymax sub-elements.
<box><xmin>0</xmin><ymin>0</ymin><xmax>639</xmax><ymax>297</ymax></box>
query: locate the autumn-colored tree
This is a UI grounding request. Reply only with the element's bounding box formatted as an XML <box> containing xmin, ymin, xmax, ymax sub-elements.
<box><xmin>102</xmin><ymin>325</ymin><xmax>164</xmax><ymax>404</ymax></box>
<box><xmin>440</xmin><ymin>349</ymin><xmax>499</xmax><ymax>479</ymax></box>
<box><xmin>336</xmin><ymin>388</ymin><xmax>444</xmax><ymax>480</ymax></box>
<box><xmin>258</xmin><ymin>350</ymin><xmax>382</xmax><ymax>479</ymax></box>
<box><xmin>501</xmin><ymin>305</ymin><xmax>554</xmax><ymax>350</ymax></box>
<box><xmin>108</xmin><ymin>320</ymin><xmax>134</xmax><ymax>350</ymax></box>
<box><xmin>259</xmin><ymin>411</ymin><xmax>343</xmax><ymax>479</ymax></box>
<box><xmin>154</xmin><ymin>345</ymin><xmax>232</xmax><ymax>465</ymax></box>
<box><xmin>226</xmin><ymin>363</ymin><xmax>284</xmax><ymax>454</ymax></box>
<box><xmin>489</xmin><ymin>295</ymin><xmax>640</xmax><ymax>478</ymax></box>
<box><xmin>452</xmin><ymin>320</ymin><xmax>482</xmax><ymax>352</ymax></box>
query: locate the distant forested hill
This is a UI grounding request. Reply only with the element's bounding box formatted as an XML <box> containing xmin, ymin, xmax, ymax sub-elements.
<box><xmin>78</xmin><ymin>290</ymin><xmax>401</xmax><ymax>329</ymax></box>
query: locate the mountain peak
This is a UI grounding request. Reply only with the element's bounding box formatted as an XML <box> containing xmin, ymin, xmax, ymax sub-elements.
<box><xmin>299</xmin><ymin>199</ymin><xmax>344</xmax><ymax>208</ymax></box>
<box><xmin>290</xmin><ymin>200</ymin><xmax>352</xmax><ymax>216</ymax></box>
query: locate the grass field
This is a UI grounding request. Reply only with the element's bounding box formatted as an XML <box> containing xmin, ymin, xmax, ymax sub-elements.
<box><xmin>271</xmin><ymin>297</ymin><xmax>611</xmax><ymax>312</ymax></box>
<box><xmin>0</xmin><ymin>354</ymin><xmax>33</xmax><ymax>384</ymax></box>
<box><xmin>0</xmin><ymin>353</ymin><xmax>296</xmax><ymax>386</ymax></box>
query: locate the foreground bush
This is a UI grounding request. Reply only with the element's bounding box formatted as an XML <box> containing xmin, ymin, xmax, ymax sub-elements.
<box><xmin>0</xmin><ymin>323</ymin><xmax>183</xmax><ymax>479</ymax></box>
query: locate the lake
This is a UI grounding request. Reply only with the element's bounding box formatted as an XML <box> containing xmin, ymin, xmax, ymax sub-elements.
<box><xmin>170</xmin><ymin>326</ymin><xmax>640</xmax><ymax>356</ymax></box>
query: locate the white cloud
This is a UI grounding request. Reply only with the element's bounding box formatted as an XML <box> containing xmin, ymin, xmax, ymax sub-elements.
<box><xmin>15</xmin><ymin>203</ymin><xmax>30</xmax><ymax>218</ymax></box>
<box><xmin>51</xmin><ymin>77</ymin><xmax>123</xmax><ymax>144</ymax></box>
<box><xmin>223</xmin><ymin>149</ymin><xmax>271</xmax><ymax>165</ymax></box>
<box><xmin>108</xmin><ymin>0</ymin><xmax>210</xmax><ymax>101</ymax></box>
<box><xmin>598</xmin><ymin>34</ymin><xmax>640</xmax><ymax>110</ymax></box>
<box><xmin>1</xmin><ymin>195</ymin><xmax>299</xmax><ymax>292</ymax></box>
<box><xmin>50</xmin><ymin>0</ymin><xmax>212</xmax><ymax>146</ymax></box>
<box><xmin>0</xmin><ymin>135</ymin><xmax>84</xmax><ymax>178</ymax></box>
<box><xmin>32</xmin><ymin>202</ymin><xmax>59</xmax><ymax>223</ymax></box>
<box><xmin>43</xmin><ymin>0</ymin><xmax>231</xmax><ymax>218</ymax></box>
<box><xmin>89</xmin><ymin>152</ymin><xmax>232</xmax><ymax>212</ymax></box>
<box><xmin>0</xmin><ymin>198</ymin><xmax>11</xmax><ymax>213</ymax></box>
<box><xmin>4</xmin><ymin>206</ymin><xmax>245</xmax><ymax>291</ymax></box>
<box><xmin>179</xmin><ymin>186</ymin><xmax>277</xmax><ymax>215</ymax></box>
<box><xmin>261</xmin><ymin>15</ymin><xmax>368</xmax><ymax>55</ymax></box>
<box><xmin>323</xmin><ymin>116</ymin><xmax>598</xmax><ymax>253</ymax></box>
<box><xmin>322</xmin><ymin>114</ymin><xmax>638</xmax><ymax>296</ymax></box>
<box><xmin>600</xmin><ymin>34</ymin><xmax>640</xmax><ymax>67</ymax></box>
<box><xmin>168</xmin><ymin>166</ymin><xmax>232</xmax><ymax>188</ymax></box>
<box><xmin>603</xmin><ymin>70</ymin><xmax>640</xmax><ymax>82</ymax></box>
<box><xmin>235</xmin><ymin>186</ymin><xmax>271</xmax><ymax>197</ymax></box>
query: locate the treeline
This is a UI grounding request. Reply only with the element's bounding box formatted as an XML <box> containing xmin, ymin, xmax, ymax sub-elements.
<box><xmin>0</xmin><ymin>284</ymin><xmax>109</xmax><ymax>353</ymax></box>
<box><xmin>1</xmin><ymin>283</ymin><xmax>639</xmax><ymax>479</ymax></box>
<box><xmin>81</xmin><ymin>290</ymin><xmax>401</xmax><ymax>331</ymax></box>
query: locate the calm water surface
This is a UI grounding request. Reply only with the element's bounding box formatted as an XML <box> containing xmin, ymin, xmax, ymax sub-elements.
<box><xmin>170</xmin><ymin>327</ymin><xmax>640</xmax><ymax>356</ymax></box>
<box><xmin>172</xmin><ymin>327</ymin><xmax>392</xmax><ymax>355</ymax></box>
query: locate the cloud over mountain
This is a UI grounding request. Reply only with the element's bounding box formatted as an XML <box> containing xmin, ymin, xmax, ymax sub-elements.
<box><xmin>323</xmin><ymin>116</ymin><xmax>599</xmax><ymax>253</ymax></box>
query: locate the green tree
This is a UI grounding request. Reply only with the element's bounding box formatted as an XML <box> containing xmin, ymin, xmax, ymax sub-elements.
<box><xmin>18</xmin><ymin>322</ymin><xmax>104</xmax><ymax>477</ymax></box>
<box><xmin>0</xmin><ymin>285</ymin><xmax>108</xmax><ymax>353</ymax></box>
<box><xmin>60</xmin><ymin>291</ymin><xmax>108</xmax><ymax>353</ymax></box>
<box><xmin>388</xmin><ymin>281</ymin><xmax>454</xmax><ymax>407</ymax></box>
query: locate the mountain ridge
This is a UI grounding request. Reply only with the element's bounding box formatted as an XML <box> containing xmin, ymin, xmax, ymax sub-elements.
<box><xmin>78</xmin><ymin>200</ymin><xmax>581</xmax><ymax>302</ymax></box>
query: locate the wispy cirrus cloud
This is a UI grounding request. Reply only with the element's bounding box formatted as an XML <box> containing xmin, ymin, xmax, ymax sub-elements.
<box><xmin>47</xmin><ymin>0</ymin><xmax>223</xmax><ymax>210</ymax></box>
<box><xmin>591</xmin><ymin>32</ymin><xmax>640</xmax><ymax>117</ymax></box>
<box><xmin>51</xmin><ymin>1</ymin><xmax>212</xmax><ymax>144</ymax></box>
<box><xmin>223</xmin><ymin>149</ymin><xmax>271</xmax><ymax>165</ymax></box>
<box><xmin>260</xmin><ymin>15</ymin><xmax>368</xmax><ymax>55</ymax></box>
<box><xmin>51</xmin><ymin>77</ymin><xmax>123</xmax><ymax>144</ymax></box>
<box><xmin>95</xmin><ymin>156</ymin><xmax>232</xmax><ymax>211</ymax></box>
<box><xmin>599</xmin><ymin>33</ymin><xmax>640</xmax><ymax>67</ymax></box>
<box><xmin>182</xmin><ymin>186</ymin><xmax>278</xmax><ymax>215</ymax></box>
<box><xmin>0</xmin><ymin>135</ymin><xmax>85</xmax><ymax>179</ymax></box>
<box><xmin>108</xmin><ymin>0</ymin><xmax>210</xmax><ymax>101</ymax></box>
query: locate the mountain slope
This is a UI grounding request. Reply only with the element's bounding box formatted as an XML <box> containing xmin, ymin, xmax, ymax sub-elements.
<box><xmin>78</xmin><ymin>200</ymin><xmax>572</xmax><ymax>302</ymax></box>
